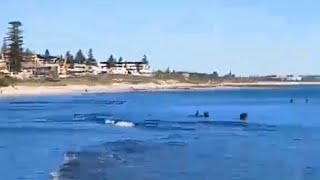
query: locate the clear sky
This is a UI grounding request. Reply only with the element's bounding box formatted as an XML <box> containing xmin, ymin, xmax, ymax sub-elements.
<box><xmin>0</xmin><ymin>0</ymin><xmax>320</xmax><ymax>76</ymax></box>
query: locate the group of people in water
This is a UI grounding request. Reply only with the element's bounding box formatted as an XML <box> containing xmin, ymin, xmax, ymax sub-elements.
<box><xmin>290</xmin><ymin>98</ymin><xmax>309</xmax><ymax>103</ymax></box>
<box><xmin>191</xmin><ymin>97</ymin><xmax>310</xmax><ymax>122</ymax></box>
<box><xmin>193</xmin><ymin>111</ymin><xmax>248</xmax><ymax>121</ymax></box>
<box><xmin>194</xmin><ymin>110</ymin><xmax>210</xmax><ymax>118</ymax></box>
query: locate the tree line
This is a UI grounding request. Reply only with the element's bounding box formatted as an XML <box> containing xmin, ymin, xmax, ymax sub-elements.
<box><xmin>1</xmin><ymin>21</ymin><xmax>149</xmax><ymax>72</ymax></box>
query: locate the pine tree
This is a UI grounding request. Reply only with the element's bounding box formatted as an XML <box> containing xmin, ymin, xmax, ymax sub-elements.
<box><xmin>142</xmin><ymin>54</ymin><xmax>149</xmax><ymax>64</ymax></box>
<box><xmin>87</xmin><ymin>48</ymin><xmax>97</xmax><ymax>65</ymax></box>
<box><xmin>5</xmin><ymin>21</ymin><xmax>24</xmax><ymax>72</ymax></box>
<box><xmin>74</xmin><ymin>49</ymin><xmax>86</xmax><ymax>64</ymax></box>
<box><xmin>107</xmin><ymin>54</ymin><xmax>116</xmax><ymax>67</ymax></box>
<box><xmin>25</xmin><ymin>48</ymin><xmax>32</xmax><ymax>55</ymax></box>
<box><xmin>165</xmin><ymin>67</ymin><xmax>171</xmax><ymax>74</ymax></box>
<box><xmin>118</xmin><ymin>56</ymin><xmax>123</xmax><ymax>62</ymax></box>
<box><xmin>212</xmin><ymin>71</ymin><xmax>219</xmax><ymax>78</ymax></box>
<box><xmin>65</xmin><ymin>51</ymin><xmax>74</xmax><ymax>64</ymax></box>
<box><xmin>45</xmin><ymin>49</ymin><xmax>51</xmax><ymax>61</ymax></box>
<box><xmin>88</xmin><ymin>49</ymin><xmax>94</xmax><ymax>60</ymax></box>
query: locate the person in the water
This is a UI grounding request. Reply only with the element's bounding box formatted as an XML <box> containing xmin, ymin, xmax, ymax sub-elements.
<box><xmin>195</xmin><ymin>110</ymin><xmax>199</xmax><ymax>117</ymax></box>
<box><xmin>240</xmin><ymin>113</ymin><xmax>248</xmax><ymax>121</ymax></box>
<box><xmin>305</xmin><ymin>98</ymin><xmax>309</xmax><ymax>103</ymax></box>
<box><xmin>290</xmin><ymin>99</ymin><xmax>294</xmax><ymax>103</ymax></box>
<box><xmin>203</xmin><ymin>111</ymin><xmax>209</xmax><ymax>117</ymax></box>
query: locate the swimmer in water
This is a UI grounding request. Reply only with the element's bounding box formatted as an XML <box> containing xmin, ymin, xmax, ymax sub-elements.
<box><xmin>240</xmin><ymin>113</ymin><xmax>248</xmax><ymax>121</ymax></box>
<box><xmin>203</xmin><ymin>111</ymin><xmax>209</xmax><ymax>118</ymax></box>
<box><xmin>195</xmin><ymin>110</ymin><xmax>199</xmax><ymax>117</ymax></box>
<box><xmin>290</xmin><ymin>99</ymin><xmax>294</xmax><ymax>103</ymax></box>
<box><xmin>305</xmin><ymin>98</ymin><xmax>309</xmax><ymax>103</ymax></box>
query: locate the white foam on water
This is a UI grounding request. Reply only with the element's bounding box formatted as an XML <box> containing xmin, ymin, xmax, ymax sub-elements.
<box><xmin>73</xmin><ymin>117</ymin><xmax>86</xmax><ymax>121</ymax></box>
<box><xmin>32</xmin><ymin>118</ymin><xmax>48</xmax><ymax>122</ymax></box>
<box><xmin>105</xmin><ymin>119</ymin><xmax>115</xmax><ymax>124</ymax></box>
<box><xmin>49</xmin><ymin>171</ymin><xmax>60</xmax><ymax>180</ymax></box>
<box><xmin>104</xmin><ymin>119</ymin><xmax>135</xmax><ymax>128</ymax></box>
<box><xmin>64</xmin><ymin>153</ymin><xmax>77</xmax><ymax>163</ymax></box>
<box><xmin>114</xmin><ymin>121</ymin><xmax>135</xmax><ymax>127</ymax></box>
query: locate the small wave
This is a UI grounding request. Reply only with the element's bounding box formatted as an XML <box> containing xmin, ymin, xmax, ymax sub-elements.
<box><xmin>105</xmin><ymin>119</ymin><xmax>135</xmax><ymax>128</ymax></box>
<box><xmin>32</xmin><ymin>119</ymin><xmax>48</xmax><ymax>123</ymax></box>
<box><xmin>9</xmin><ymin>101</ymin><xmax>52</xmax><ymax>105</ymax></box>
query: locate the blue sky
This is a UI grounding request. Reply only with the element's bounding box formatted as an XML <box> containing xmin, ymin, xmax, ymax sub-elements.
<box><xmin>0</xmin><ymin>0</ymin><xmax>320</xmax><ymax>75</ymax></box>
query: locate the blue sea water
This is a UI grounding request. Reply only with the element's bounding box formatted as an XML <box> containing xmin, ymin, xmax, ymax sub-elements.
<box><xmin>1</xmin><ymin>86</ymin><xmax>320</xmax><ymax>180</ymax></box>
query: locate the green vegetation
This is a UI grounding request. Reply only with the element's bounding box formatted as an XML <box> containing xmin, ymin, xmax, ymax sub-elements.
<box><xmin>65</xmin><ymin>51</ymin><xmax>74</xmax><ymax>64</ymax></box>
<box><xmin>74</xmin><ymin>49</ymin><xmax>86</xmax><ymax>64</ymax></box>
<box><xmin>13</xmin><ymin>74</ymin><xmax>157</xmax><ymax>86</ymax></box>
<box><xmin>5</xmin><ymin>21</ymin><xmax>24</xmax><ymax>72</ymax></box>
<box><xmin>25</xmin><ymin>48</ymin><xmax>33</xmax><ymax>55</ymax></box>
<box><xmin>118</xmin><ymin>56</ymin><xmax>123</xmax><ymax>63</ymax></box>
<box><xmin>142</xmin><ymin>54</ymin><xmax>149</xmax><ymax>64</ymax></box>
<box><xmin>0</xmin><ymin>76</ymin><xmax>18</xmax><ymax>87</ymax></box>
<box><xmin>154</xmin><ymin>70</ymin><xmax>186</xmax><ymax>82</ymax></box>
<box><xmin>107</xmin><ymin>54</ymin><xmax>116</xmax><ymax>67</ymax></box>
<box><xmin>44</xmin><ymin>49</ymin><xmax>51</xmax><ymax>61</ymax></box>
<box><xmin>86</xmin><ymin>48</ymin><xmax>97</xmax><ymax>65</ymax></box>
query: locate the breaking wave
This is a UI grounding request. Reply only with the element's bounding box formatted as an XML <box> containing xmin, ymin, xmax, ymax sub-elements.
<box><xmin>105</xmin><ymin>119</ymin><xmax>135</xmax><ymax>128</ymax></box>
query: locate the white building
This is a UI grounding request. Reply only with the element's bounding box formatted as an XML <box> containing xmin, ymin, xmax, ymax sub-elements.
<box><xmin>99</xmin><ymin>61</ymin><xmax>152</xmax><ymax>75</ymax></box>
<box><xmin>286</xmin><ymin>75</ymin><xmax>302</xmax><ymax>81</ymax></box>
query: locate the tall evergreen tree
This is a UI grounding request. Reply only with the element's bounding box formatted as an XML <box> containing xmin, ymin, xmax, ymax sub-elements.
<box><xmin>107</xmin><ymin>54</ymin><xmax>116</xmax><ymax>67</ymax></box>
<box><xmin>5</xmin><ymin>21</ymin><xmax>23</xmax><ymax>72</ymax></box>
<box><xmin>142</xmin><ymin>54</ymin><xmax>149</xmax><ymax>64</ymax></box>
<box><xmin>165</xmin><ymin>67</ymin><xmax>171</xmax><ymax>74</ymax></box>
<box><xmin>25</xmin><ymin>48</ymin><xmax>32</xmax><ymax>56</ymax></box>
<box><xmin>88</xmin><ymin>48</ymin><xmax>94</xmax><ymax>60</ymax></box>
<box><xmin>86</xmin><ymin>48</ymin><xmax>97</xmax><ymax>65</ymax></box>
<box><xmin>118</xmin><ymin>56</ymin><xmax>123</xmax><ymax>63</ymax></box>
<box><xmin>212</xmin><ymin>71</ymin><xmax>219</xmax><ymax>78</ymax></box>
<box><xmin>74</xmin><ymin>49</ymin><xmax>86</xmax><ymax>64</ymax></box>
<box><xmin>45</xmin><ymin>49</ymin><xmax>51</xmax><ymax>61</ymax></box>
<box><xmin>65</xmin><ymin>51</ymin><xmax>74</xmax><ymax>64</ymax></box>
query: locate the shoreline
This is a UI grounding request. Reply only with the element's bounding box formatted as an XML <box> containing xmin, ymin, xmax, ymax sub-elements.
<box><xmin>1</xmin><ymin>81</ymin><xmax>320</xmax><ymax>97</ymax></box>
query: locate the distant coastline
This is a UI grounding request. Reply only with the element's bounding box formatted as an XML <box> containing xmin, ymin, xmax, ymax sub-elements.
<box><xmin>1</xmin><ymin>81</ymin><xmax>320</xmax><ymax>97</ymax></box>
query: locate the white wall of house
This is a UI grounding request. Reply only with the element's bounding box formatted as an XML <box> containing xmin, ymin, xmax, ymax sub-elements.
<box><xmin>286</xmin><ymin>75</ymin><xmax>302</xmax><ymax>81</ymax></box>
<box><xmin>99</xmin><ymin>61</ymin><xmax>152</xmax><ymax>75</ymax></box>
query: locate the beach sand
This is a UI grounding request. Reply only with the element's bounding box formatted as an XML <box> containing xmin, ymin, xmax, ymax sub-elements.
<box><xmin>0</xmin><ymin>81</ymin><xmax>320</xmax><ymax>97</ymax></box>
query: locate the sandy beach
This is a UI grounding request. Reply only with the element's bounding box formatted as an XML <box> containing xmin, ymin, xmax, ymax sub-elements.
<box><xmin>1</xmin><ymin>81</ymin><xmax>320</xmax><ymax>97</ymax></box>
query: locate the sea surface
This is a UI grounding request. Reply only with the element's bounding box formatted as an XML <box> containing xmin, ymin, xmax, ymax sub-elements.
<box><xmin>1</xmin><ymin>86</ymin><xmax>320</xmax><ymax>180</ymax></box>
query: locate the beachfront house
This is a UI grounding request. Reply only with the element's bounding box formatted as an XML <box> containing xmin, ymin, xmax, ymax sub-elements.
<box><xmin>0</xmin><ymin>53</ymin><xmax>9</xmax><ymax>74</ymax></box>
<box><xmin>66</xmin><ymin>63</ymin><xmax>101</xmax><ymax>76</ymax></box>
<box><xmin>99</xmin><ymin>61</ymin><xmax>152</xmax><ymax>75</ymax></box>
<box><xmin>176</xmin><ymin>71</ymin><xmax>191</xmax><ymax>79</ymax></box>
<box><xmin>285</xmin><ymin>75</ymin><xmax>302</xmax><ymax>81</ymax></box>
<box><xmin>20</xmin><ymin>53</ymin><xmax>60</xmax><ymax>78</ymax></box>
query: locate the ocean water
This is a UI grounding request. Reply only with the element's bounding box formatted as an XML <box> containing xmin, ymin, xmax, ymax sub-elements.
<box><xmin>1</xmin><ymin>86</ymin><xmax>320</xmax><ymax>180</ymax></box>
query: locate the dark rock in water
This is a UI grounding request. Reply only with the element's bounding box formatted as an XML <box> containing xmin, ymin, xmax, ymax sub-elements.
<box><xmin>240</xmin><ymin>113</ymin><xmax>248</xmax><ymax>121</ymax></box>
